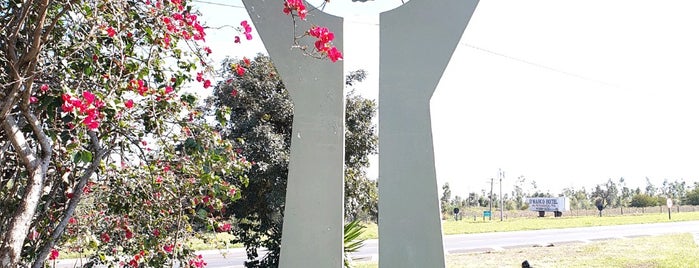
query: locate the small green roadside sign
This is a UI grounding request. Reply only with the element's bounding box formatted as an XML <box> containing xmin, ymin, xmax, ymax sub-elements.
<box><xmin>483</xmin><ymin>210</ymin><xmax>491</xmax><ymax>217</ymax></box>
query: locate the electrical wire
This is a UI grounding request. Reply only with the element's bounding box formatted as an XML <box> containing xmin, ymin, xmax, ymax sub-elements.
<box><xmin>191</xmin><ymin>0</ymin><xmax>244</xmax><ymax>8</ymax></box>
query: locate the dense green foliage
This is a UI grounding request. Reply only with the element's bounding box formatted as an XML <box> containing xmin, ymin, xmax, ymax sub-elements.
<box><xmin>207</xmin><ymin>55</ymin><xmax>378</xmax><ymax>267</ymax></box>
<box><xmin>0</xmin><ymin>0</ymin><xmax>248</xmax><ymax>266</ymax></box>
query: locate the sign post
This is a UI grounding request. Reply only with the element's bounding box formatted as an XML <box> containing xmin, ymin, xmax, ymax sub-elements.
<box><xmin>667</xmin><ymin>198</ymin><xmax>673</xmax><ymax>220</ymax></box>
<box><xmin>483</xmin><ymin>210</ymin><xmax>492</xmax><ymax>221</ymax></box>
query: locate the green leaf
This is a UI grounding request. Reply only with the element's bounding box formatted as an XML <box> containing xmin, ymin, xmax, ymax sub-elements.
<box><xmin>80</xmin><ymin>151</ymin><xmax>93</xmax><ymax>163</ymax></box>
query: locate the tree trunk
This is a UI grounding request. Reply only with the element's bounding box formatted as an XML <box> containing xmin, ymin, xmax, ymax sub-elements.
<box><xmin>0</xmin><ymin>117</ymin><xmax>51</xmax><ymax>266</ymax></box>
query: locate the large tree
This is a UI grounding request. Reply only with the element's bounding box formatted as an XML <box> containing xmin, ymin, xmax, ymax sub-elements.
<box><xmin>0</xmin><ymin>0</ymin><xmax>248</xmax><ymax>266</ymax></box>
<box><xmin>206</xmin><ymin>55</ymin><xmax>378</xmax><ymax>267</ymax></box>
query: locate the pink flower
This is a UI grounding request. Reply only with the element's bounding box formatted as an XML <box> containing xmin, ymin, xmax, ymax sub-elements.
<box><xmin>203</xmin><ymin>46</ymin><xmax>212</xmax><ymax>55</ymax></box>
<box><xmin>283</xmin><ymin>0</ymin><xmax>307</xmax><ymax>20</ymax></box>
<box><xmin>203</xmin><ymin>80</ymin><xmax>211</xmax><ymax>89</ymax></box>
<box><xmin>107</xmin><ymin>27</ymin><xmax>117</xmax><ymax>37</ymax></box>
<box><xmin>82</xmin><ymin>91</ymin><xmax>95</xmax><ymax>105</ymax></box>
<box><xmin>327</xmin><ymin>47</ymin><xmax>343</xmax><ymax>62</ymax></box>
<box><xmin>234</xmin><ymin>36</ymin><xmax>240</xmax><ymax>44</ymax></box>
<box><xmin>100</xmin><ymin>232</ymin><xmax>110</xmax><ymax>243</ymax></box>
<box><xmin>40</xmin><ymin>84</ymin><xmax>49</xmax><ymax>92</ymax></box>
<box><xmin>69</xmin><ymin>217</ymin><xmax>77</xmax><ymax>224</ymax></box>
<box><xmin>196</xmin><ymin>72</ymin><xmax>204</xmax><ymax>82</ymax></box>
<box><xmin>163</xmin><ymin>244</ymin><xmax>174</xmax><ymax>253</ymax></box>
<box><xmin>236</xmin><ymin>65</ymin><xmax>245</xmax><ymax>77</ymax></box>
<box><xmin>217</xmin><ymin>223</ymin><xmax>232</xmax><ymax>232</ymax></box>
<box><xmin>165</xmin><ymin>86</ymin><xmax>173</xmax><ymax>94</ymax></box>
<box><xmin>49</xmin><ymin>248</ymin><xmax>59</xmax><ymax>260</ymax></box>
<box><xmin>230</xmin><ymin>89</ymin><xmax>238</xmax><ymax>97</ymax></box>
<box><xmin>125</xmin><ymin>99</ymin><xmax>134</xmax><ymax>109</ymax></box>
<box><xmin>243</xmin><ymin>57</ymin><xmax>251</xmax><ymax>66</ymax></box>
<box><xmin>29</xmin><ymin>96</ymin><xmax>38</xmax><ymax>103</ymax></box>
<box><xmin>188</xmin><ymin>255</ymin><xmax>207</xmax><ymax>268</ymax></box>
<box><xmin>153</xmin><ymin>229</ymin><xmax>160</xmax><ymax>237</ymax></box>
<box><xmin>125</xmin><ymin>229</ymin><xmax>134</xmax><ymax>239</ymax></box>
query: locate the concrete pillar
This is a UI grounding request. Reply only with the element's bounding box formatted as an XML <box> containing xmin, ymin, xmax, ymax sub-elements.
<box><xmin>378</xmin><ymin>1</ymin><xmax>479</xmax><ymax>267</ymax></box>
<box><xmin>241</xmin><ymin>1</ymin><xmax>345</xmax><ymax>267</ymax></box>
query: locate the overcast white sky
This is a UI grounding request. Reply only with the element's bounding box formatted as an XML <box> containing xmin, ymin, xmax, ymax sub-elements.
<box><xmin>194</xmin><ymin>0</ymin><xmax>699</xmax><ymax>198</ymax></box>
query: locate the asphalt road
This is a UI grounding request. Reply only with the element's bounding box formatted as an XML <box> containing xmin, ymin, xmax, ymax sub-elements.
<box><xmin>55</xmin><ymin>220</ymin><xmax>699</xmax><ymax>268</ymax></box>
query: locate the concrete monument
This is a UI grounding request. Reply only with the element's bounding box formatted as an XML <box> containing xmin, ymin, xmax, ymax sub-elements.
<box><xmin>242</xmin><ymin>1</ymin><xmax>345</xmax><ymax>267</ymax></box>
<box><xmin>242</xmin><ymin>0</ymin><xmax>479</xmax><ymax>267</ymax></box>
<box><xmin>378</xmin><ymin>1</ymin><xmax>479</xmax><ymax>267</ymax></box>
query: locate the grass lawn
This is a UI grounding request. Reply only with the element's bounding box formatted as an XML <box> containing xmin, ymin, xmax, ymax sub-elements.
<box><xmin>357</xmin><ymin>211</ymin><xmax>699</xmax><ymax>240</ymax></box>
<box><xmin>354</xmin><ymin>233</ymin><xmax>699</xmax><ymax>267</ymax></box>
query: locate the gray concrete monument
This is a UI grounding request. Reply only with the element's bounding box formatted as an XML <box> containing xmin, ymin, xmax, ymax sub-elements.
<box><xmin>241</xmin><ymin>1</ymin><xmax>345</xmax><ymax>267</ymax></box>
<box><xmin>378</xmin><ymin>1</ymin><xmax>479</xmax><ymax>267</ymax></box>
<box><xmin>242</xmin><ymin>0</ymin><xmax>479</xmax><ymax>267</ymax></box>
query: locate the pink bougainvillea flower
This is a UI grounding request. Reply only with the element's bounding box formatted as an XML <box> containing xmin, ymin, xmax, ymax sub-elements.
<box><xmin>40</xmin><ymin>84</ymin><xmax>49</xmax><ymax>92</ymax></box>
<box><xmin>230</xmin><ymin>89</ymin><xmax>238</xmax><ymax>97</ymax></box>
<box><xmin>165</xmin><ymin>86</ymin><xmax>173</xmax><ymax>94</ymax></box>
<box><xmin>236</xmin><ymin>65</ymin><xmax>245</xmax><ymax>77</ymax></box>
<box><xmin>29</xmin><ymin>96</ymin><xmax>38</xmax><ymax>103</ymax></box>
<box><xmin>100</xmin><ymin>232</ymin><xmax>110</xmax><ymax>243</ymax></box>
<box><xmin>196</xmin><ymin>72</ymin><xmax>204</xmax><ymax>82</ymax></box>
<box><xmin>243</xmin><ymin>57</ymin><xmax>250</xmax><ymax>66</ymax></box>
<box><xmin>188</xmin><ymin>255</ymin><xmax>207</xmax><ymax>268</ymax></box>
<box><xmin>153</xmin><ymin>229</ymin><xmax>160</xmax><ymax>237</ymax></box>
<box><xmin>82</xmin><ymin>91</ymin><xmax>96</xmax><ymax>104</ymax></box>
<box><xmin>234</xmin><ymin>36</ymin><xmax>240</xmax><ymax>44</ymax></box>
<box><xmin>125</xmin><ymin>229</ymin><xmax>134</xmax><ymax>239</ymax></box>
<box><xmin>203</xmin><ymin>80</ymin><xmax>211</xmax><ymax>89</ymax></box>
<box><xmin>93</xmin><ymin>98</ymin><xmax>105</xmax><ymax>109</ymax></box>
<box><xmin>125</xmin><ymin>99</ymin><xmax>134</xmax><ymax>109</ymax></box>
<box><xmin>49</xmin><ymin>248</ymin><xmax>59</xmax><ymax>260</ymax></box>
<box><xmin>69</xmin><ymin>217</ymin><xmax>77</xmax><ymax>224</ymax></box>
<box><xmin>327</xmin><ymin>47</ymin><xmax>343</xmax><ymax>62</ymax></box>
<box><xmin>163</xmin><ymin>244</ymin><xmax>174</xmax><ymax>253</ymax></box>
<box><xmin>107</xmin><ymin>27</ymin><xmax>117</xmax><ymax>37</ymax></box>
<box><xmin>283</xmin><ymin>0</ymin><xmax>307</xmax><ymax>20</ymax></box>
<box><xmin>217</xmin><ymin>223</ymin><xmax>232</xmax><ymax>232</ymax></box>
<box><xmin>204</xmin><ymin>46</ymin><xmax>212</xmax><ymax>55</ymax></box>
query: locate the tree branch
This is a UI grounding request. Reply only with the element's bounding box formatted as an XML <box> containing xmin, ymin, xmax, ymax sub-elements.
<box><xmin>32</xmin><ymin>131</ymin><xmax>107</xmax><ymax>268</ymax></box>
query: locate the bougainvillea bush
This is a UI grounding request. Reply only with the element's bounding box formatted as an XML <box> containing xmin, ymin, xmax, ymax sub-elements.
<box><xmin>1</xmin><ymin>0</ymin><xmax>341</xmax><ymax>266</ymax></box>
<box><xmin>0</xmin><ymin>0</ymin><xmax>253</xmax><ymax>267</ymax></box>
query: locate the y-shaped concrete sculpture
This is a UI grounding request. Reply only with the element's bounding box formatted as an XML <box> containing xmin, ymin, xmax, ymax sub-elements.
<box><xmin>379</xmin><ymin>1</ymin><xmax>479</xmax><ymax>267</ymax></box>
<box><xmin>242</xmin><ymin>1</ymin><xmax>345</xmax><ymax>267</ymax></box>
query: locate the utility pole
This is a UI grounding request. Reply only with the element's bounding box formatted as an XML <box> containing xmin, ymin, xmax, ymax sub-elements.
<box><xmin>489</xmin><ymin>178</ymin><xmax>494</xmax><ymax>221</ymax></box>
<box><xmin>499</xmin><ymin>169</ymin><xmax>504</xmax><ymax>221</ymax></box>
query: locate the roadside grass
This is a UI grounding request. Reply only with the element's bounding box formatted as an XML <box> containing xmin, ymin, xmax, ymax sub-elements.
<box><xmin>357</xmin><ymin>211</ymin><xmax>699</xmax><ymax>240</ymax></box>
<box><xmin>60</xmin><ymin>211</ymin><xmax>699</xmax><ymax>258</ymax></box>
<box><xmin>354</xmin><ymin>233</ymin><xmax>699</xmax><ymax>267</ymax></box>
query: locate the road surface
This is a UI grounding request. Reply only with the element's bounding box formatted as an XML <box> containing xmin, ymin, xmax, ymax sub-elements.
<box><xmin>56</xmin><ymin>220</ymin><xmax>699</xmax><ymax>267</ymax></box>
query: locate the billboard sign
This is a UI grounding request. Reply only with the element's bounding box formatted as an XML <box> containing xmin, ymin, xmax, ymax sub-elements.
<box><xmin>527</xmin><ymin>197</ymin><xmax>569</xmax><ymax>212</ymax></box>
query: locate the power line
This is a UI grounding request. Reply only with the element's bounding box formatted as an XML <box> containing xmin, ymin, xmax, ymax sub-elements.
<box><xmin>460</xmin><ymin>42</ymin><xmax>621</xmax><ymax>89</ymax></box>
<box><xmin>190</xmin><ymin>2</ymin><xmax>621</xmax><ymax>89</ymax></box>
<box><xmin>191</xmin><ymin>0</ymin><xmax>245</xmax><ymax>8</ymax></box>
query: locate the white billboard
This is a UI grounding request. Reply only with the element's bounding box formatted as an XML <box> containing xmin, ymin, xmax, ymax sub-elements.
<box><xmin>527</xmin><ymin>197</ymin><xmax>569</xmax><ymax>212</ymax></box>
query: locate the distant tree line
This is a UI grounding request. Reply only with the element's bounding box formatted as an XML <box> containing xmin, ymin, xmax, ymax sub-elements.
<box><xmin>440</xmin><ymin>176</ymin><xmax>699</xmax><ymax>216</ymax></box>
